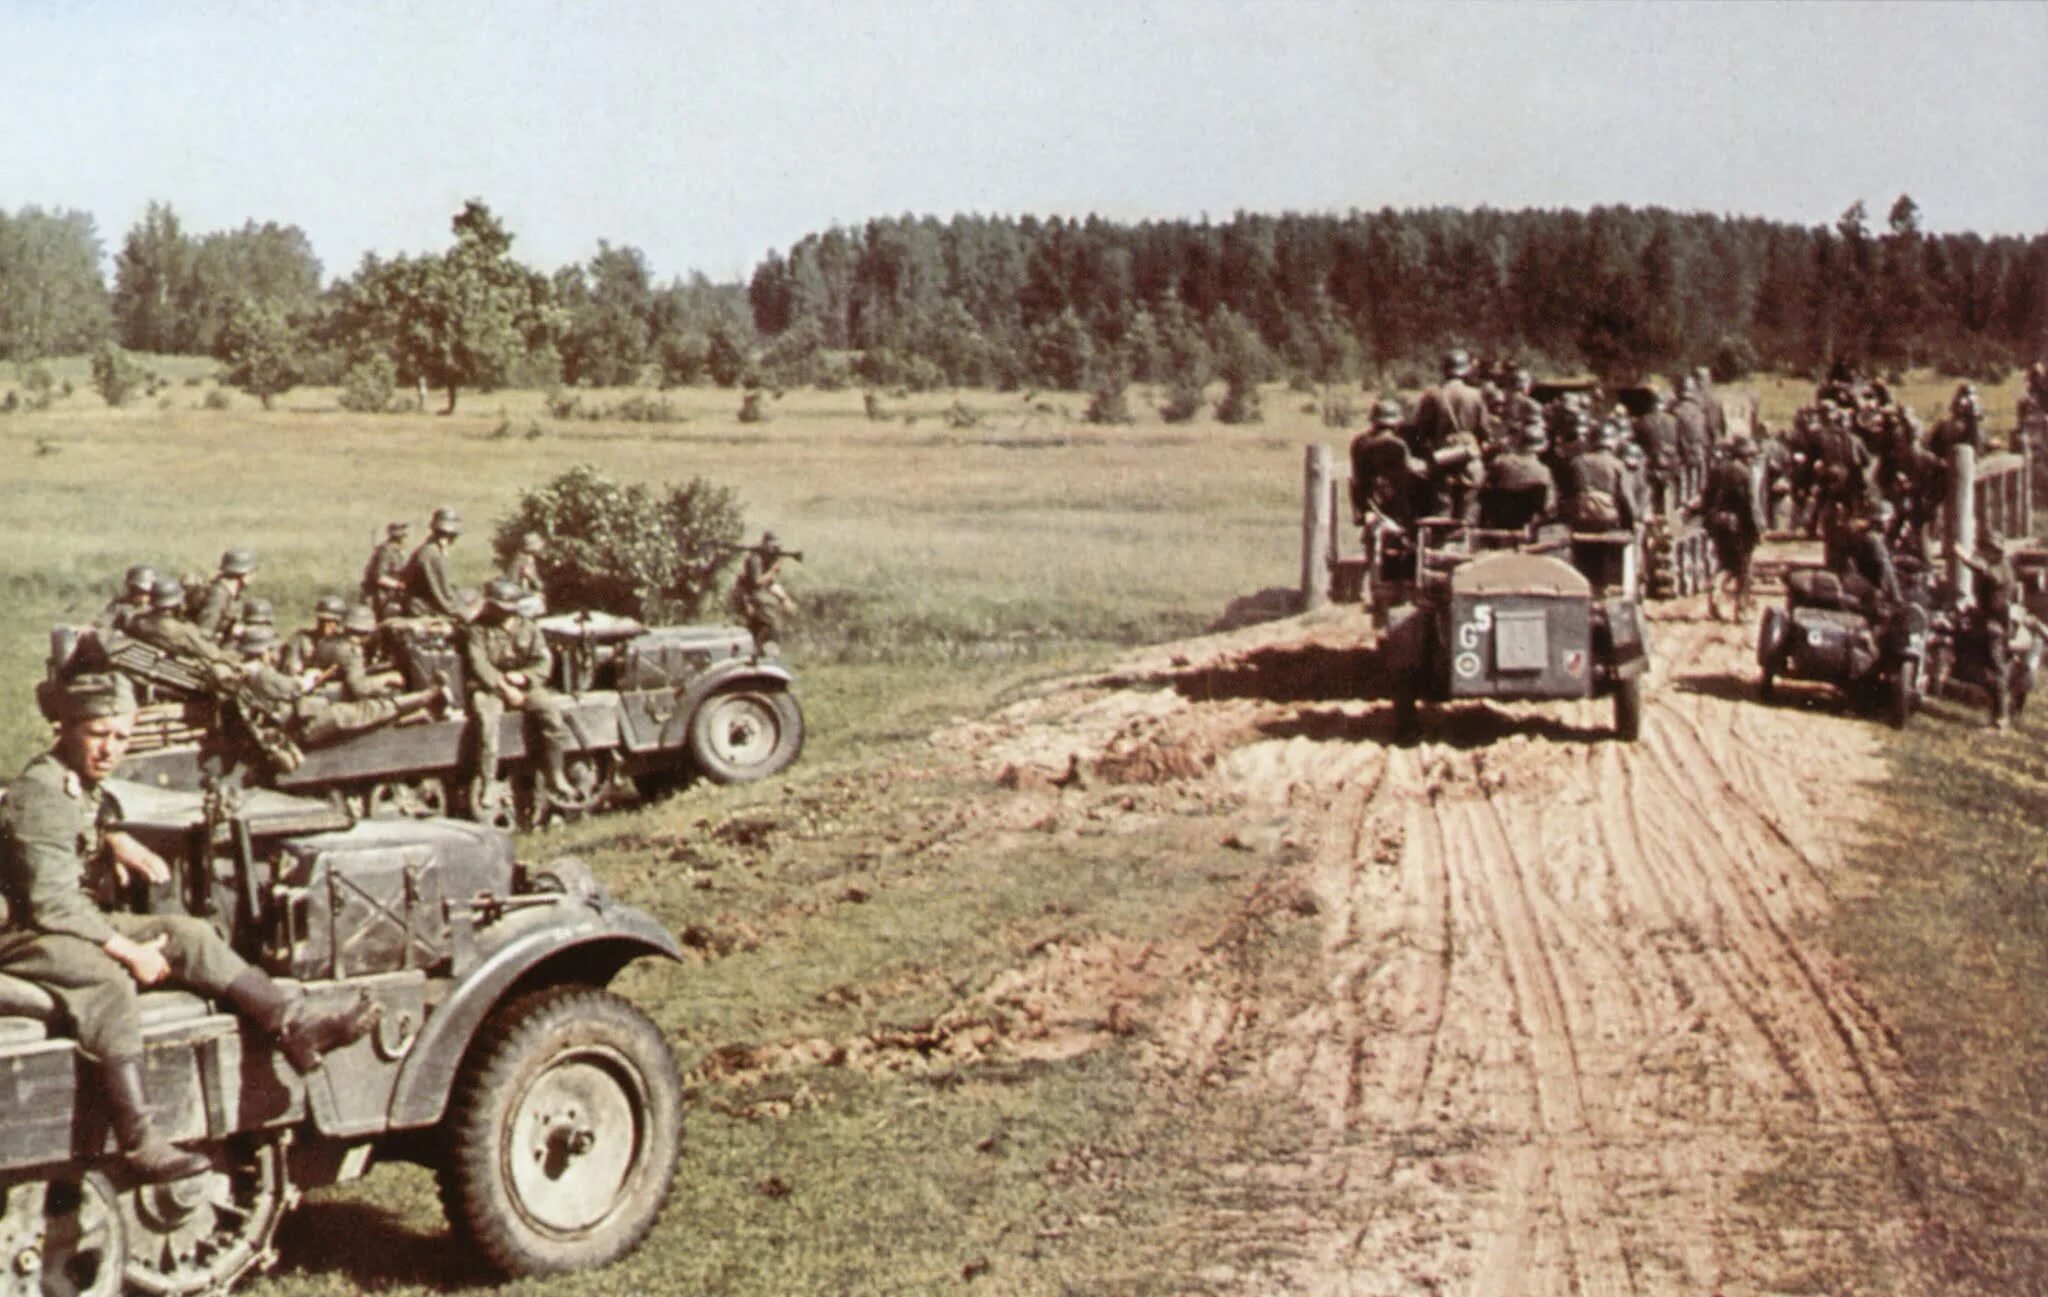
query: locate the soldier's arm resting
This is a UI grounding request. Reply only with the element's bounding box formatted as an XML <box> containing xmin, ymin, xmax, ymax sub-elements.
<box><xmin>105</xmin><ymin>830</ymin><xmax>170</xmax><ymax>886</ymax></box>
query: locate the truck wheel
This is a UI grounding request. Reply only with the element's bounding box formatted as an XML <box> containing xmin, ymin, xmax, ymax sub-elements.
<box><xmin>441</xmin><ymin>985</ymin><xmax>682</xmax><ymax>1279</ymax></box>
<box><xmin>688</xmin><ymin>688</ymin><xmax>804</xmax><ymax>784</ymax></box>
<box><xmin>1888</xmin><ymin>660</ymin><xmax>1918</xmax><ymax>730</ymax></box>
<box><xmin>0</xmin><ymin>1174</ymin><xmax>126</xmax><ymax>1297</ymax></box>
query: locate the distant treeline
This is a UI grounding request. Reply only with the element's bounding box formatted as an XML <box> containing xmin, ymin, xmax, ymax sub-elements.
<box><xmin>0</xmin><ymin>197</ymin><xmax>2041</xmax><ymax>412</ymax></box>
<box><xmin>748</xmin><ymin>200</ymin><xmax>2048</xmax><ymax>390</ymax></box>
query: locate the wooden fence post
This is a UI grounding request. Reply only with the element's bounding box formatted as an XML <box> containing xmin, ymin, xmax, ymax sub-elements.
<box><xmin>1948</xmin><ymin>443</ymin><xmax>1976</xmax><ymax>605</ymax></box>
<box><xmin>1302</xmin><ymin>444</ymin><xmax>1333</xmax><ymax>611</ymax></box>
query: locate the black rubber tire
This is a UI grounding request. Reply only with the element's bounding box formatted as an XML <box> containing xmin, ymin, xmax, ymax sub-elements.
<box><xmin>439</xmin><ymin>985</ymin><xmax>683</xmax><ymax>1279</ymax></box>
<box><xmin>1888</xmin><ymin>660</ymin><xmax>1917</xmax><ymax>730</ymax></box>
<box><xmin>1613</xmin><ymin>676</ymin><xmax>1644</xmax><ymax>741</ymax></box>
<box><xmin>687</xmin><ymin>687</ymin><xmax>804</xmax><ymax>784</ymax></box>
<box><xmin>1759</xmin><ymin>664</ymin><xmax>1777</xmax><ymax>703</ymax></box>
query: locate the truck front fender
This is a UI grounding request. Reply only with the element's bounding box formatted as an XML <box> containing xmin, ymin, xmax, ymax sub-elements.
<box><xmin>385</xmin><ymin>899</ymin><xmax>681</xmax><ymax>1130</ymax></box>
<box><xmin>630</xmin><ymin>659</ymin><xmax>798</xmax><ymax>751</ymax></box>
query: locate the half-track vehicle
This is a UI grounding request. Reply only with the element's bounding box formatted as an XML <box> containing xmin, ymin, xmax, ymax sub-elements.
<box><xmin>1610</xmin><ymin>383</ymin><xmax>1715</xmax><ymax>599</ymax></box>
<box><xmin>73</xmin><ymin>609</ymin><xmax>803</xmax><ymax>826</ymax></box>
<box><xmin>1379</xmin><ymin>520</ymin><xmax>1650</xmax><ymax>742</ymax></box>
<box><xmin>0</xmin><ymin>780</ymin><xmax>683</xmax><ymax>1296</ymax></box>
<box><xmin>1756</xmin><ymin>559</ymin><xmax>1936</xmax><ymax>728</ymax></box>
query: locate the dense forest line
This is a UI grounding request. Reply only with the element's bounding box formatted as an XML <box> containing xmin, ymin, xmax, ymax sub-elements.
<box><xmin>1</xmin><ymin>197</ymin><xmax>2041</xmax><ymax>412</ymax></box>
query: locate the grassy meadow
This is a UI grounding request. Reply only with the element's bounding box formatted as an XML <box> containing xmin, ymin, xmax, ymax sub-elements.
<box><xmin>0</xmin><ymin>362</ymin><xmax>2038</xmax><ymax>1293</ymax></box>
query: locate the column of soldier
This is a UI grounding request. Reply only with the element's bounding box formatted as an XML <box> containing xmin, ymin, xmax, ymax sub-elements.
<box><xmin>87</xmin><ymin>505</ymin><xmax>567</xmax><ymax>806</ymax></box>
<box><xmin>1350</xmin><ymin>348</ymin><xmax>2025</xmax><ymax>625</ymax></box>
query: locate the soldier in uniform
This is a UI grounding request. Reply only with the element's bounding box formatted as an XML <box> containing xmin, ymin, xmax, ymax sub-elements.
<box><xmin>1697</xmin><ymin>437</ymin><xmax>1768</xmax><ymax>621</ymax></box>
<box><xmin>96</xmin><ymin>565</ymin><xmax>157</xmax><ymax>635</ymax></box>
<box><xmin>1631</xmin><ymin>384</ymin><xmax>1681</xmax><ymax>514</ymax></box>
<box><xmin>465</xmin><ymin>580</ymin><xmax>574</xmax><ymax>809</ymax></box>
<box><xmin>731</xmin><ymin>533</ymin><xmax>800</xmax><ymax>656</ymax></box>
<box><xmin>0</xmin><ymin>674</ymin><xmax>379</xmax><ymax>1183</ymax></box>
<box><xmin>1957</xmin><ymin>533</ymin><xmax>2020</xmax><ymax>728</ymax></box>
<box><xmin>1478</xmin><ymin>411</ymin><xmax>1556</xmax><ymax>531</ymax></box>
<box><xmin>194</xmin><ymin>549</ymin><xmax>257</xmax><ymax>643</ymax></box>
<box><xmin>1561</xmin><ymin>418</ymin><xmax>1636</xmax><ymax>532</ymax></box>
<box><xmin>282</xmin><ymin>596</ymin><xmax>348</xmax><ymax>679</ymax></box>
<box><xmin>361</xmin><ymin>522</ymin><xmax>412</xmax><ymax>622</ymax></box>
<box><xmin>403</xmin><ymin>508</ymin><xmax>469</xmax><ymax>621</ymax></box>
<box><xmin>1834</xmin><ymin>500</ymin><xmax>1903</xmax><ymax>616</ymax></box>
<box><xmin>1671</xmin><ymin>376</ymin><xmax>1712</xmax><ymax>503</ymax></box>
<box><xmin>240</xmin><ymin>598</ymin><xmax>275</xmax><ymax>634</ymax></box>
<box><xmin>1407</xmin><ymin>349</ymin><xmax>1491</xmax><ymax>523</ymax></box>
<box><xmin>127</xmin><ymin>580</ymin><xmax>240</xmax><ymax>677</ymax></box>
<box><xmin>507</xmin><ymin>533</ymin><xmax>545</xmax><ymax>593</ymax></box>
<box><xmin>336</xmin><ymin>604</ymin><xmax>405</xmax><ymax>699</ymax></box>
<box><xmin>1694</xmin><ymin>366</ymin><xmax>1727</xmax><ymax>444</ymax></box>
<box><xmin>234</xmin><ymin>627</ymin><xmax>444</xmax><ymax>749</ymax></box>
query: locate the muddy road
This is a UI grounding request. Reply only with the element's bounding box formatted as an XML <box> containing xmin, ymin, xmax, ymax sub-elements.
<box><xmin>934</xmin><ymin>596</ymin><xmax>1929</xmax><ymax>1294</ymax></box>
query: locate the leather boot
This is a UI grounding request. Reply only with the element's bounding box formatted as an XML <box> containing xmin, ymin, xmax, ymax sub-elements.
<box><xmin>225</xmin><ymin>970</ymin><xmax>381</xmax><ymax>1075</ymax></box>
<box><xmin>391</xmin><ymin>687</ymin><xmax>442</xmax><ymax>720</ymax></box>
<box><xmin>102</xmin><ymin>1057</ymin><xmax>209</xmax><ymax>1183</ymax></box>
<box><xmin>541</xmin><ymin>741</ymin><xmax>577</xmax><ymax>802</ymax></box>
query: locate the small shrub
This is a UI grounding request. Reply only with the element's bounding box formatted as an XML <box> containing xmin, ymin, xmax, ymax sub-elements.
<box><xmin>200</xmin><ymin>388</ymin><xmax>233</xmax><ymax>411</ymax></box>
<box><xmin>544</xmin><ymin>389</ymin><xmax>582</xmax><ymax>420</ymax></box>
<box><xmin>338</xmin><ymin>356</ymin><xmax>398</xmax><ymax>413</ymax></box>
<box><xmin>1322</xmin><ymin>396</ymin><xmax>1355</xmax><ymax>429</ymax></box>
<box><xmin>58</xmin><ymin>379</ymin><xmax>73</xmax><ymax>399</ymax></box>
<box><xmin>944</xmin><ymin>399</ymin><xmax>979</xmax><ymax>429</ymax></box>
<box><xmin>1215</xmin><ymin>376</ymin><xmax>1263</xmax><ymax>425</ymax></box>
<box><xmin>1</xmin><ymin>391</ymin><xmax>18</xmax><ymax>414</ymax></box>
<box><xmin>863</xmin><ymin>391</ymin><xmax>887</xmax><ymax>422</ymax></box>
<box><xmin>1286</xmin><ymin>371</ymin><xmax>1316</xmax><ymax>394</ymax></box>
<box><xmin>738</xmin><ymin>391</ymin><xmax>769</xmax><ymax>423</ymax></box>
<box><xmin>90</xmin><ymin>347</ymin><xmax>144</xmax><ymax>407</ymax></box>
<box><xmin>1159</xmin><ymin>382</ymin><xmax>1205</xmax><ymax>424</ymax></box>
<box><xmin>612</xmin><ymin>393</ymin><xmax>679</xmax><ymax>423</ymax></box>
<box><xmin>1084</xmin><ymin>378</ymin><xmax>1135</xmax><ymax>425</ymax></box>
<box><xmin>19</xmin><ymin>365</ymin><xmax>56</xmax><ymax>412</ymax></box>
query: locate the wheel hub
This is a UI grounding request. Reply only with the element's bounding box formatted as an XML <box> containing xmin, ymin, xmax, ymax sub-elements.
<box><xmin>510</xmin><ymin>1057</ymin><xmax>641</xmax><ymax>1235</ymax></box>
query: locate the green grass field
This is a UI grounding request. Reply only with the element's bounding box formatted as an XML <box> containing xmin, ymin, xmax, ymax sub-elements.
<box><xmin>0</xmin><ymin>366</ymin><xmax>2038</xmax><ymax>1293</ymax></box>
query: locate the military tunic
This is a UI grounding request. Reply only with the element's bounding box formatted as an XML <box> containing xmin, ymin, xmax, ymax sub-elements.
<box><xmin>193</xmin><ymin>578</ymin><xmax>244</xmax><ymax>643</ymax></box>
<box><xmin>402</xmin><ymin>540</ymin><xmax>464</xmax><ymax>620</ymax></box>
<box><xmin>465</xmin><ymin>615</ymin><xmax>569</xmax><ymax>781</ymax></box>
<box><xmin>0</xmin><ymin>754</ymin><xmax>248</xmax><ymax>1062</ymax></box>
<box><xmin>361</xmin><ymin>539</ymin><xmax>410</xmax><ymax>619</ymax></box>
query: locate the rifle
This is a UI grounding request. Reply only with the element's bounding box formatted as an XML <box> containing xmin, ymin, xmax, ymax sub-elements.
<box><xmin>713</xmin><ymin>542</ymin><xmax>804</xmax><ymax>563</ymax></box>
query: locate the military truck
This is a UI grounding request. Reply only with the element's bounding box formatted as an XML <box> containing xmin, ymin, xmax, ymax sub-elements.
<box><xmin>1380</xmin><ymin>520</ymin><xmax>1650</xmax><ymax>741</ymax></box>
<box><xmin>76</xmin><ymin>610</ymin><xmax>803</xmax><ymax>826</ymax></box>
<box><xmin>0</xmin><ymin>781</ymin><xmax>682</xmax><ymax>1295</ymax></box>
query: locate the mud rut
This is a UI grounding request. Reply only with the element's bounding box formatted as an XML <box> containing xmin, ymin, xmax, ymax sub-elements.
<box><xmin>951</xmin><ymin>600</ymin><xmax>1928</xmax><ymax>1294</ymax></box>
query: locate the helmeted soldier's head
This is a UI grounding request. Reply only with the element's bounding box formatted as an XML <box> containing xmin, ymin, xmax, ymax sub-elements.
<box><xmin>760</xmin><ymin>531</ymin><xmax>781</xmax><ymax>553</ymax></box>
<box><xmin>314</xmin><ymin>594</ymin><xmax>347</xmax><ymax>626</ymax></box>
<box><xmin>50</xmin><ymin>673</ymin><xmax>137</xmax><ymax>781</ymax></box>
<box><xmin>149</xmin><ymin>578</ymin><xmax>187</xmax><ymax>612</ymax></box>
<box><xmin>1598</xmin><ymin>418</ymin><xmax>1628</xmax><ymax>450</ymax></box>
<box><xmin>1726</xmin><ymin>436</ymin><xmax>1757</xmax><ymax>460</ymax></box>
<box><xmin>387</xmin><ymin>520</ymin><xmax>410</xmax><ymax>540</ymax></box>
<box><xmin>241</xmin><ymin>598</ymin><xmax>275</xmax><ymax>628</ymax></box>
<box><xmin>122</xmin><ymin>564</ymin><xmax>156</xmax><ymax>601</ymax></box>
<box><xmin>1371</xmin><ymin>397</ymin><xmax>1404</xmax><ymax>431</ymax></box>
<box><xmin>430</xmin><ymin>507</ymin><xmax>463</xmax><ymax>540</ymax></box>
<box><xmin>235</xmin><ymin>625</ymin><xmax>280</xmax><ymax>661</ymax></box>
<box><xmin>343</xmin><ymin>604</ymin><xmax>378</xmax><ymax>637</ymax></box>
<box><xmin>482</xmin><ymin>578</ymin><xmax>526</xmax><ymax>619</ymax></box>
<box><xmin>1441</xmin><ymin>348</ymin><xmax>1472</xmax><ymax>380</ymax></box>
<box><xmin>219</xmin><ymin>548</ymin><xmax>257</xmax><ymax>582</ymax></box>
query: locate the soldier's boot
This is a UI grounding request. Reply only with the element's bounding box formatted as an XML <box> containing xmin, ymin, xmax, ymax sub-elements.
<box><xmin>103</xmin><ymin>1057</ymin><xmax>210</xmax><ymax>1183</ymax></box>
<box><xmin>225</xmin><ymin>970</ymin><xmax>381</xmax><ymax>1075</ymax></box>
<box><xmin>541</xmin><ymin>740</ymin><xmax>577</xmax><ymax>803</ymax></box>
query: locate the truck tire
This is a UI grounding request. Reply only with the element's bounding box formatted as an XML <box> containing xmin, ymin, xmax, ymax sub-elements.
<box><xmin>1613</xmin><ymin>676</ymin><xmax>1643</xmax><ymax>741</ymax></box>
<box><xmin>688</xmin><ymin>687</ymin><xmax>804</xmax><ymax>784</ymax></box>
<box><xmin>440</xmin><ymin>985</ymin><xmax>683</xmax><ymax>1279</ymax></box>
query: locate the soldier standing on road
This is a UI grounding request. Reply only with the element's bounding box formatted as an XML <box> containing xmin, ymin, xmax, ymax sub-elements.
<box><xmin>465</xmin><ymin>580</ymin><xmax>575</xmax><ymax>810</ymax></box>
<box><xmin>1671</xmin><ymin>376</ymin><xmax>1712</xmax><ymax>503</ymax></box>
<box><xmin>1958</xmin><ymin>533</ymin><xmax>2020</xmax><ymax>728</ymax></box>
<box><xmin>1631</xmin><ymin>384</ymin><xmax>1682</xmax><ymax>514</ymax></box>
<box><xmin>403</xmin><ymin>508</ymin><xmax>469</xmax><ymax>621</ymax></box>
<box><xmin>96</xmin><ymin>565</ymin><xmax>157</xmax><ymax>636</ymax></box>
<box><xmin>732</xmin><ymin>532</ymin><xmax>799</xmax><ymax>657</ymax></box>
<box><xmin>194</xmin><ymin>549</ymin><xmax>257</xmax><ymax>643</ymax></box>
<box><xmin>361</xmin><ymin>521</ymin><xmax>412</xmax><ymax>622</ymax></box>
<box><xmin>1697</xmin><ymin>437</ymin><xmax>1769</xmax><ymax>621</ymax></box>
<box><xmin>0</xmin><ymin>674</ymin><xmax>379</xmax><ymax>1184</ymax></box>
<box><xmin>1562</xmin><ymin>419</ymin><xmax>1636</xmax><ymax>532</ymax></box>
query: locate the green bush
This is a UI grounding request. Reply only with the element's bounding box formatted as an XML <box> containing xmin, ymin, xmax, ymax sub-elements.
<box><xmin>738</xmin><ymin>391</ymin><xmax>769</xmax><ymax>423</ymax></box>
<box><xmin>201</xmin><ymin>388</ymin><xmax>232</xmax><ymax>411</ymax></box>
<box><xmin>1159</xmin><ymin>382</ymin><xmax>1205</xmax><ymax>424</ymax></box>
<box><xmin>1084</xmin><ymin>376</ymin><xmax>1135</xmax><ymax>425</ymax></box>
<box><xmin>493</xmin><ymin>464</ymin><xmax>745</xmax><ymax>622</ymax></box>
<box><xmin>90</xmin><ymin>346</ymin><xmax>144</xmax><ymax>407</ymax></box>
<box><xmin>338</xmin><ymin>356</ymin><xmax>398</xmax><ymax>413</ymax></box>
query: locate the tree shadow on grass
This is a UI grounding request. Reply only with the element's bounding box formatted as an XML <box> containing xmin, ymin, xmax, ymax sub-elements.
<box><xmin>270</xmin><ymin>1198</ymin><xmax>487</xmax><ymax>1291</ymax></box>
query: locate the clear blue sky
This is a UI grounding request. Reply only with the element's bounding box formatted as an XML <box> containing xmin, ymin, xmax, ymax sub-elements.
<box><xmin>6</xmin><ymin>0</ymin><xmax>2043</xmax><ymax>285</ymax></box>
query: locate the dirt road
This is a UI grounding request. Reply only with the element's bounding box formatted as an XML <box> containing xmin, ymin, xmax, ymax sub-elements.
<box><xmin>940</xmin><ymin>598</ymin><xmax>1928</xmax><ymax>1294</ymax></box>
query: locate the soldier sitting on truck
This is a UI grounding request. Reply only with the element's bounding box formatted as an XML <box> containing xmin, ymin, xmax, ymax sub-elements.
<box><xmin>127</xmin><ymin>579</ymin><xmax>242</xmax><ymax>681</ymax></box>
<box><xmin>1478</xmin><ymin>411</ymin><xmax>1557</xmax><ymax>531</ymax></box>
<box><xmin>232</xmin><ymin>626</ymin><xmax>446</xmax><ymax>754</ymax></box>
<box><xmin>282</xmin><ymin>595</ymin><xmax>347</xmax><ymax>679</ymax></box>
<box><xmin>361</xmin><ymin>520</ymin><xmax>412</xmax><ymax>622</ymax></box>
<box><xmin>0</xmin><ymin>673</ymin><xmax>380</xmax><ymax>1184</ymax></box>
<box><xmin>96</xmin><ymin>564</ymin><xmax>157</xmax><ymax>636</ymax></box>
<box><xmin>403</xmin><ymin>507</ymin><xmax>470</xmax><ymax>622</ymax></box>
<box><xmin>466</xmin><ymin>580</ymin><xmax>575</xmax><ymax>809</ymax></box>
<box><xmin>194</xmin><ymin>548</ymin><xmax>258</xmax><ymax>644</ymax></box>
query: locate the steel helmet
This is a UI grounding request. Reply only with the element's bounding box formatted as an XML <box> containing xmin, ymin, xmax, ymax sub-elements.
<box><xmin>150</xmin><ymin>578</ymin><xmax>186</xmax><ymax>610</ymax></box>
<box><xmin>314</xmin><ymin>594</ymin><xmax>347</xmax><ymax>619</ymax></box>
<box><xmin>122</xmin><ymin>564</ymin><xmax>157</xmax><ymax>596</ymax></box>
<box><xmin>219</xmin><ymin>548</ymin><xmax>257</xmax><ymax>577</ymax></box>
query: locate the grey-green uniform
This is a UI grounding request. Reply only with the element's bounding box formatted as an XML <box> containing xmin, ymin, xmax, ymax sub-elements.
<box><xmin>465</xmin><ymin>585</ymin><xmax>572</xmax><ymax>802</ymax></box>
<box><xmin>0</xmin><ymin>753</ymin><xmax>250</xmax><ymax>1063</ymax></box>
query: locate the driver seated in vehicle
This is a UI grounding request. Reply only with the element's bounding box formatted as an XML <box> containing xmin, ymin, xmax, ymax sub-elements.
<box><xmin>1477</xmin><ymin>410</ymin><xmax>1556</xmax><ymax>533</ymax></box>
<box><xmin>1828</xmin><ymin>499</ymin><xmax>1904</xmax><ymax>617</ymax></box>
